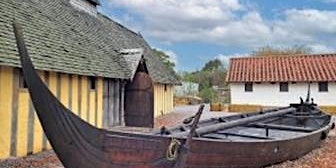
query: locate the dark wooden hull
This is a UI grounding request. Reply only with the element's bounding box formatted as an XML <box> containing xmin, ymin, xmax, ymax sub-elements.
<box><xmin>13</xmin><ymin>22</ymin><xmax>335</xmax><ymax>168</ymax></box>
<box><xmin>97</xmin><ymin>123</ymin><xmax>333</xmax><ymax>168</ymax></box>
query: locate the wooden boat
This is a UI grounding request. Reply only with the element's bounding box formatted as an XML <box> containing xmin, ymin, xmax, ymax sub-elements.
<box><xmin>13</xmin><ymin>22</ymin><xmax>335</xmax><ymax>168</ymax></box>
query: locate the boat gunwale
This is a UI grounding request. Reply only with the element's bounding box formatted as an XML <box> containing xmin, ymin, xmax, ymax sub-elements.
<box><xmin>104</xmin><ymin>115</ymin><xmax>334</xmax><ymax>144</ymax></box>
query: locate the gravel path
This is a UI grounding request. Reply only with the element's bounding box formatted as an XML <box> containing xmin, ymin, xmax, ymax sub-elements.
<box><xmin>155</xmin><ymin>104</ymin><xmax>232</xmax><ymax>128</ymax></box>
<box><xmin>0</xmin><ymin>105</ymin><xmax>334</xmax><ymax>168</ymax></box>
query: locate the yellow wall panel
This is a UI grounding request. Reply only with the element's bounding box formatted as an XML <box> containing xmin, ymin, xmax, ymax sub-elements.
<box><xmin>167</xmin><ymin>86</ymin><xmax>171</xmax><ymax>112</ymax></box>
<box><xmin>161</xmin><ymin>85</ymin><xmax>164</xmax><ymax>114</ymax></box>
<box><xmin>159</xmin><ymin>85</ymin><xmax>164</xmax><ymax>115</ymax></box>
<box><xmin>164</xmin><ymin>86</ymin><xmax>168</xmax><ymax>115</ymax></box>
<box><xmin>33</xmin><ymin>116</ymin><xmax>43</xmax><ymax>154</ymax></box>
<box><xmin>46</xmin><ymin>72</ymin><xmax>58</xmax><ymax>150</ymax></box>
<box><xmin>158</xmin><ymin>85</ymin><xmax>162</xmax><ymax>115</ymax></box>
<box><xmin>16</xmin><ymin>91</ymin><xmax>29</xmax><ymax>157</ymax></box>
<box><xmin>60</xmin><ymin>74</ymin><xmax>69</xmax><ymax>108</ymax></box>
<box><xmin>156</xmin><ymin>86</ymin><xmax>159</xmax><ymax>117</ymax></box>
<box><xmin>153</xmin><ymin>85</ymin><xmax>158</xmax><ymax>117</ymax></box>
<box><xmin>49</xmin><ymin>72</ymin><xmax>58</xmax><ymax>97</ymax></box>
<box><xmin>153</xmin><ymin>84</ymin><xmax>174</xmax><ymax>118</ymax></box>
<box><xmin>159</xmin><ymin>85</ymin><xmax>162</xmax><ymax>115</ymax></box>
<box><xmin>71</xmin><ymin>75</ymin><xmax>79</xmax><ymax>115</ymax></box>
<box><xmin>165</xmin><ymin>86</ymin><xmax>169</xmax><ymax>113</ymax></box>
<box><xmin>169</xmin><ymin>85</ymin><xmax>173</xmax><ymax>112</ymax></box>
<box><xmin>171</xmin><ymin>87</ymin><xmax>173</xmax><ymax>111</ymax></box>
<box><xmin>0</xmin><ymin>66</ymin><xmax>13</xmax><ymax>159</ymax></box>
<box><xmin>89</xmin><ymin>91</ymin><xmax>96</xmax><ymax>125</ymax></box>
<box><xmin>81</xmin><ymin>76</ymin><xmax>88</xmax><ymax>121</ymax></box>
<box><xmin>154</xmin><ymin>85</ymin><xmax>159</xmax><ymax>117</ymax></box>
<box><xmin>33</xmin><ymin>72</ymin><xmax>45</xmax><ymax>153</ymax></box>
<box><xmin>97</xmin><ymin>78</ymin><xmax>103</xmax><ymax>128</ymax></box>
<box><xmin>159</xmin><ymin>85</ymin><xmax>162</xmax><ymax>116</ymax></box>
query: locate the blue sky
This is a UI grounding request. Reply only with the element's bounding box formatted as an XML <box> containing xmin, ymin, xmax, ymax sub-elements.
<box><xmin>98</xmin><ymin>0</ymin><xmax>336</xmax><ymax>71</ymax></box>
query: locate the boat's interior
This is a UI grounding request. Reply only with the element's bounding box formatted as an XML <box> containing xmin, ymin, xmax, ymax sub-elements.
<box><xmin>160</xmin><ymin>105</ymin><xmax>333</xmax><ymax>142</ymax></box>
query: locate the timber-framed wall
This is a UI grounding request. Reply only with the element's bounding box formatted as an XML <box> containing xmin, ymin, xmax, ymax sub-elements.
<box><xmin>154</xmin><ymin>84</ymin><xmax>174</xmax><ymax>117</ymax></box>
<box><xmin>0</xmin><ymin>65</ymin><xmax>106</xmax><ymax>158</ymax></box>
<box><xmin>0</xmin><ymin>65</ymin><xmax>176</xmax><ymax>159</ymax></box>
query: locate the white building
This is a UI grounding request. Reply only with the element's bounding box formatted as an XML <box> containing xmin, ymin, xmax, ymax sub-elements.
<box><xmin>174</xmin><ymin>82</ymin><xmax>199</xmax><ymax>97</ymax></box>
<box><xmin>227</xmin><ymin>54</ymin><xmax>336</xmax><ymax>108</ymax></box>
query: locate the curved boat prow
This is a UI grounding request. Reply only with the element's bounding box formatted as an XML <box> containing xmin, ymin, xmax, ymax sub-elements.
<box><xmin>13</xmin><ymin>21</ymin><xmax>114</xmax><ymax>168</ymax></box>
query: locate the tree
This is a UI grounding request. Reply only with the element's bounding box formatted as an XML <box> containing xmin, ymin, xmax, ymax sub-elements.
<box><xmin>199</xmin><ymin>87</ymin><xmax>218</xmax><ymax>103</ymax></box>
<box><xmin>252</xmin><ymin>45</ymin><xmax>312</xmax><ymax>57</ymax></box>
<box><xmin>152</xmin><ymin>48</ymin><xmax>175</xmax><ymax>70</ymax></box>
<box><xmin>202</xmin><ymin>58</ymin><xmax>223</xmax><ymax>72</ymax></box>
<box><xmin>179</xmin><ymin>58</ymin><xmax>228</xmax><ymax>103</ymax></box>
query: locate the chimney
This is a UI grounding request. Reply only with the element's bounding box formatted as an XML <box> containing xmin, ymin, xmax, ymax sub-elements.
<box><xmin>70</xmin><ymin>0</ymin><xmax>100</xmax><ymax>16</ymax></box>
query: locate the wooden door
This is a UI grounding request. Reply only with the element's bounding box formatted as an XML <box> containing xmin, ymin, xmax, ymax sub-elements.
<box><xmin>124</xmin><ymin>72</ymin><xmax>154</xmax><ymax>127</ymax></box>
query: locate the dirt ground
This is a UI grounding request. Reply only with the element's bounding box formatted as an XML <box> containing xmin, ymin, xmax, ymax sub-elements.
<box><xmin>0</xmin><ymin>105</ymin><xmax>335</xmax><ymax>168</ymax></box>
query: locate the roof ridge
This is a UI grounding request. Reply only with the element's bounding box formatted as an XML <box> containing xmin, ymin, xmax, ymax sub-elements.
<box><xmin>230</xmin><ymin>53</ymin><xmax>336</xmax><ymax>60</ymax></box>
<box><xmin>97</xmin><ymin>13</ymin><xmax>141</xmax><ymax>38</ymax></box>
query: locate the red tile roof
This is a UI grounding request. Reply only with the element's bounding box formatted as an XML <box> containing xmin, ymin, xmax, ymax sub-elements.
<box><xmin>226</xmin><ymin>54</ymin><xmax>336</xmax><ymax>82</ymax></box>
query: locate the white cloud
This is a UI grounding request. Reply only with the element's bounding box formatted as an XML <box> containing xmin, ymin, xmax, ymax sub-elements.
<box><xmin>106</xmin><ymin>1</ymin><xmax>336</xmax><ymax>53</ymax></box>
<box><xmin>106</xmin><ymin>0</ymin><xmax>246</xmax><ymax>43</ymax></box>
<box><xmin>273</xmin><ymin>9</ymin><xmax>336</xmax><ymax>43</ymax></box>
<box><xmin>216</xmin><ymin>53</ymin><xmax>249</xmax><ymax>67</ymax></box>
<box><xmin>269</xmin><ymin>9</ymin><xmax>336</xmax><ymax>52</ymax></box>
<box><xmin>163</xmin><ymin>50</ymin><xmax>178</xmax><ymax>65</ymax></box>
<box><xmin>207</xmin><ymin>11</ymin><xmax>271</xmax><ymax>47</ymax></box>
<box><xmin>308</xmin><ymin>44</ymin><xmax>336</xmax><ymax>53</ymax></box>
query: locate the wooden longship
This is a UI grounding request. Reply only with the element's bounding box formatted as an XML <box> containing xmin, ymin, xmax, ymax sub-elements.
<box><xmin>13</xmin><ymin>22</ymin><xmax>335</xmax><ymax>168</ymax></box>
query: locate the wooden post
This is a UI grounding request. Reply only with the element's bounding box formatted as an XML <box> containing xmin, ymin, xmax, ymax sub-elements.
<box><xmin>102</xmin><ymin>79</ymin><xmax>109</xmax><ymax>128</ymax></box>
<box><xmin>109</xmin><ymin>80</ymin><xmax>114</xmax><ymax>127</ymax></box>
<box><xmin>114</xmin><ymin>80</ymin><xmax>120</xmax><ymax>125</ymax></box>
<box><xmin>119</xmin><ymin>80</ymin><xmax>126</xmax><ymax>126</ymax></box>
<box><xmin>174</xmin><ymin>104</ymin><xmax>205</xmax><ymax>168</ymax></box>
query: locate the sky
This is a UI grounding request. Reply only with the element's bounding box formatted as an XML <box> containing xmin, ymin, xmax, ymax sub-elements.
<box><xmin>98</xmin><ymin>0</ymin><xmax>336</xmax><ymax>71</ymax></box>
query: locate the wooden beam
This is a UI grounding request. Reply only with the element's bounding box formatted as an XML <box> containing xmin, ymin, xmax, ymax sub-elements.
<box><xmin>284</xmin><ymin>114</ymin><xmax>327</xmax><ymax>119</ymax></box>
<box><xmin>205</xmin><ymin>132</ymin><xmax>273</xmax><ymax>140</ymax></box>
<box><xmin>174</xmin><ymin>107</ymin><xmax>296</xmax><ymax>137</ymax></box>
<box><xmin>250</xmin><ymin>123</ymin><xmax>315</xmax><ymax>132</ymax></box>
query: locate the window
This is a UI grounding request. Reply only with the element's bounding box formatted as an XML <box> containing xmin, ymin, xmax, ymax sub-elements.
<box><xmin>164</xmin><ymin>84</ymin><xmax>167</xmax><ymax>92</ymax></box>
<box><xmin>244</xmin><ymin>82</ymin><xmax>253</xmax><ymax>92</ymax></box>
<box><xmin>89</xmin><ymin>76</ymin><xmax>97</xmax><ymax>90</ymax></box>
<box><xmin>318</xmin><ymin>82</ymin><xmax>328</xmax><ymax>92</ymax></box>
<box><xmin>279</xmin><ymin>82</ymin><xmax>288</xmax><ymax>92</ymax></box>
<box><xmin>19</xmin><ymin>70</ymin><xmax>28</xmax><ymax>89</ymax></box>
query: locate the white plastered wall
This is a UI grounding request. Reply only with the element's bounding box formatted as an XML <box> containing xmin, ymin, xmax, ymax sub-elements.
<box><xmin>230</xmin><ymin>82</ymin><xmax>336</xmax><ymax>106</ymax></box>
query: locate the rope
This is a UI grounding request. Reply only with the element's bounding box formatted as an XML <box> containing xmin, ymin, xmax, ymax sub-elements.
<box><xmin>166</xmin><ymin>138</ymin><xmax>181</xmax><ymax>161</ymax></box>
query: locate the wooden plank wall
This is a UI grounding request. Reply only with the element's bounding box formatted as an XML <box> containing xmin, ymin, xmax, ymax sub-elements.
<box><xmin>0</xmin><ymin>66</ymin><xmax>175</xmax><ymax>159</ymax></box>
<box><xmin>102</xmin><ymin>79</ymin><xmax>123</xmax><ymax>128</ymax></box>
<box><xmin>154</xmin><ymin>84</ymin><xmax>174</xmax><ymax>117</ymax></box>
<box><xmin>0</xmin><ymin>66</ymin><xmax>104</xmax><ymax>159</ymax></box>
